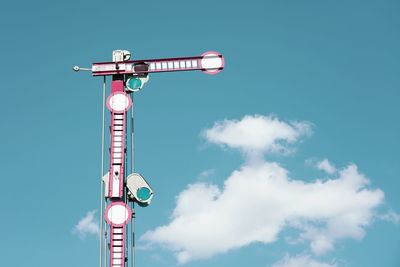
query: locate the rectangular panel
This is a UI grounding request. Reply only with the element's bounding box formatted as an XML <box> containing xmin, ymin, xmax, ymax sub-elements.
<box><xmin>113</xmin><ymin>159</ymin><xmax>122</xmax><ymax>164</ymax></box>
<box><xmin>113</xmin><ymin>228</ymin><xmax>123</xmax><ymax>233</ymax></box>
<box><xmin>192</xmin><ymin>60</ymin><xmax>198</xmax><ymax>67</ymax></box>
<box><xmin>113</xmin><ymin>252</ymin><xmax>122</xmax><ymax>258</ymax></box>
<box><xmin>180</xmin><ymin>61</ymin><xmax>185</xmax><ymax>68</ymax></box>
<box><xmin>168</xmin><ymin>61</ymin><xmax>173</xmax><ymax>69</ymax></box>
<box><xmin>162</xmin><ymin>62</ymin><xmax>167</xmax><ymax>69</ymax></box>
<box><xmin>113</xmin><ymin>259</ymin><xmax>122</xmax><ymax>264</ymax></box>
<box><xmin>174</xmin><ymin>61</ymin><xmax>179</xmax><ymax>68</ymax></box>
<box><xmin>112</xmin><ymin>235</ymin><xmax>123</xmax><ymax>240</ymax></box>
<box><xmin>113</xmin><ymin>241</ymin><xmax>123</xmax><ymax>246</ymax></box>
<box><xmin>156</xmin><ymin>62</ymin><xmax>161</xmax><ymax>69</ymax></box>
<box><xmin>112</xmin><ymin>179</ymin><xmax>120</xmax><ymax>197</ymax></box>
<box><xmin>92</xmin><ymin>64</ymin><xmax>126</xmax><ymax>72</ymax></box>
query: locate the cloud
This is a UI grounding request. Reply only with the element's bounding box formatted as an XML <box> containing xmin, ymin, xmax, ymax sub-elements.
<box><xmin>271</xmin><ymin>254</ymin><xmax>337</xmax><ymax>267</ymax></box>
<box><xmin>316</xmin><ymin>159</ymin><xmax>337</xmax><ymax>174</ymax></box>
<box><xmin>306</xmin><ymin>158</ymin><xmax>337</xmax><ymax>174</ymax></box>
<box><xmin>203</xmin><ymin>115</ymin><xmax>311</xmax><ymax>157</ymax></box>
<box><xmin>378</xmin><ymin>210</ymin><xmax>400</xmax><ymax>223</ymax></box>
<box><xmin>142</xmin><ymin>162</ymin><xmax>383</xmax><ymax>263</ymax></box>
<box><xmin>73</xmin><ymin>210</ymin><xmax>99</xmax><ymax>239</ymax></box>
<box><xmin>197</xmin><ymin>169</ymin><xmax>215</xmax><ymax>181</ymax></box>
<box><xmin>141</xmin><ymin>115</ymin><xmax>387</xmax><ymax>264</ymax></box>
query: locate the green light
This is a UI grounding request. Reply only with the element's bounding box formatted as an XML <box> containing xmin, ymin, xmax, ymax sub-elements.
<box><xmin>137</xmin><ymin>187</ymin><xmax>151</xmax><ymax>201</ymax></box>
<box><xmin>128</xmin><ymin>78</ymin><xmax>142</xmax><ymax>90</ymax></box>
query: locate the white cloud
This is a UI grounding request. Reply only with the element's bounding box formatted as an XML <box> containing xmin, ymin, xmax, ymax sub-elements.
<box><xmin>142</xmin><ymin>162</ymin><xmax>383</xmax><ymax>263</ymax></box>
<box><xmin>197</xmin><ymin>169</ymin><xmax>215</xmax><ymax>181</ymax></box>
<box><xmin>378</xmin><ymin>210</ymin><xmax>400</xmax><ymax>223</ymax></box>
<box><xmin>306</xmin><ymin>158</ymin><xmax>337</xmax><ymax>174</ymax></box>
<box><xmin>203</xmin><ymin>115</ymin><xmax>311</xmax><ymax>157</ymax></box>
<box><xmin>271</xmin><ymin>254</ymin><xmax>337</xmax><ymax>267</ymax></box>
<box><xmin>316</xmin><ymin>159</ymin><xmax>337</xmax><ymax>174</ymax></box>
<box><xmin>141</xmin><ymin>115</ymin><xmax>387</xmax><ymax>264</ymax></box>
<box><xmin>73</xmin><ymin>210</ymin><xmax>99</xmax><ymax>239</ymax></box>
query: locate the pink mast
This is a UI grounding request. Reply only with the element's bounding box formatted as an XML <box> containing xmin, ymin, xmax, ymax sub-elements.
<box><xmin>74</xmin><ymin>49</ymin><xmax>224</xmax><ymax>267</ymax></box>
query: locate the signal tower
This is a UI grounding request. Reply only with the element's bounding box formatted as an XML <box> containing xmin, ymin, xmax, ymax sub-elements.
<box><xmin>74</xmin><ymin>49</ymin><xmax>225</xmax><ymax>267</ymax></box>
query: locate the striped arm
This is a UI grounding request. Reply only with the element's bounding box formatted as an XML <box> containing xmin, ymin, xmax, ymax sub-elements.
<box><xmin>147</xmin><ymin>57</ymin><xmax>201</xmax><ymax>73</ymax></box>
<box><xmin>104</xmin><ymin>202</ymin><xmax>132</xmax><ymax>267</ymax></box>
<box><xmin>109</xmin><ymin>226</ymin><xmax>126</xmax><ymax>267</ymax></box>
<box><xmin>92</xmin><ymin>51</ymin><xmax>224</xmax><ymax>76</ymax></box>
<box><xmin>108</xmin><ymin>112</ymin><xmax>126</xmax><ymax>198</ymax></box>
<box><xmin>106</xmin><ymin>80</ymin><xmax>132</xmax><ymax>198</ymax></box>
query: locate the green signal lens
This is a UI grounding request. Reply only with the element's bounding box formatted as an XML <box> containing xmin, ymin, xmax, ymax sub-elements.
<box><xmin>128</xmin><ymin>78</ymin><xmax>142</xmax><ymax>90</ymax></box>
<box><xmin>137</xmin><ymin>187</ymin><xmax>151</xmax><ymax>201</ymax></box>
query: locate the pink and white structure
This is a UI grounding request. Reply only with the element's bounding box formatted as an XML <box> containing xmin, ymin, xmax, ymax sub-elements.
<box><xmin>74</xmin><ymin>49</ymin><xmax>224</xmax><ymax>267</ymax></box>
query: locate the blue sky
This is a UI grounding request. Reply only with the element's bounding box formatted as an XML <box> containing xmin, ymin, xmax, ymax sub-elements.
<box><xmin>0</xmin><ymin>0</ymin><xmax>399</xmax><ymax>266</ymax></box>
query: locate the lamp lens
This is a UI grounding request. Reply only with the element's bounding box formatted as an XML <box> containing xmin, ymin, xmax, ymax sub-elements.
<box><xmin>128</xmin><ymin>78</ymin><xmax>142</xmax><ymax>90</ymax></box>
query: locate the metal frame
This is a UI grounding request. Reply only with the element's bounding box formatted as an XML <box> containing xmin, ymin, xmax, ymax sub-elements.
<box><xmin>74</xmin><ymin>50</ymin><xmax>224</xmax><ymax>267</ymax></box>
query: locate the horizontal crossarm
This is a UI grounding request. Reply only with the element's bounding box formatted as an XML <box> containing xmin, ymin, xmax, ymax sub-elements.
<box><xmin>92</xmin><ymin>51</ymin><xmax>224</xmax><ymax>76</ymax></box>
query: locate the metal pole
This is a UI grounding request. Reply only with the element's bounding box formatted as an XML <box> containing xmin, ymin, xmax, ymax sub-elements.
<box><xmin>99</xmin><ymin>76</ymin><xmax>106</xmax><ymax>267</ymax></box>
<box><xmin>130</xmin><ymin>93</ymin><xmax>135</xmax><ymax>267</ymax></box>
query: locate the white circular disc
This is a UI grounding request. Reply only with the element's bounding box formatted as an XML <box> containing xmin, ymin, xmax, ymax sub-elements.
<box><xmin>108</xmin><ymin>93</ymin><xmax>131</xmax><ymax>112</ymax></box>
<box><xmin>107</xmin><ymin>204</ymin><xmax>130</xmax><ymax>225</ymax></box>
<box><xmin>201</xmin><ymin>53</ymin><xmax>223</xmax><ymax>73</ymax></box>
